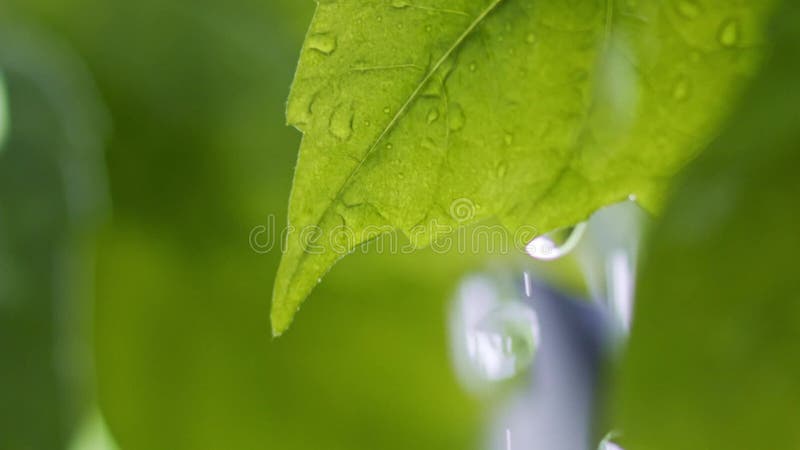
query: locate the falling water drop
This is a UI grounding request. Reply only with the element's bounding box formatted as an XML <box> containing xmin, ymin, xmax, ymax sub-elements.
<box><xmin>526</xmin><ymin>222</ymin><xmax>587</xmax><ymax>261</ymax></box>
<box><xmin>449</xmin><ymin>277</ymin><xmax>540</xmax><ymax>385</ymax></box>
<box><xmin>308</xmin><ymin>33</ymin><xmax>337</xmax><ymax>55</ymax></box>
<box><xmin>469</xmin><ymin>302</ymin><xmax>540</xmax><ymax>381</ymax></box>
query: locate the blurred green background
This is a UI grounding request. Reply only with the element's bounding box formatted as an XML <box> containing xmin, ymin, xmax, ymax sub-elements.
<box><xmin>0</xmin><ymin>1</ymin><xmax>492</xmax><ymax>448</ymax></box>
<box><xmin>5</xmin><ymin>1</ymin><xmax>799</xmax><ymax>449</ymax></box>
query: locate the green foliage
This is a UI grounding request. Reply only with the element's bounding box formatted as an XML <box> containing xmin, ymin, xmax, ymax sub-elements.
<box><xmin>617</xmin><ymin>3</ymin><xmax>800</xmax><ymax>447</ymax></box>
<box><xmin>274</xmin><ymin>0</ymin><xmax>777</xmax><ymax>335</ymax></box>
<box><xmin>0</xmin><ymin>71</ymin><xmax>8</xmax><ymax>151</ymax></box>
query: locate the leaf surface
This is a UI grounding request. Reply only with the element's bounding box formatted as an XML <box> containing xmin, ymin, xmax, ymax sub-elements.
<box><xmin>275</xmin><ymin>0</ymin><xmax>776</xmax><ymax>334</ymax></box>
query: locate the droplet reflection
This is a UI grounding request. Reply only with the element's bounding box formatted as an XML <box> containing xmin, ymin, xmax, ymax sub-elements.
<box><xmin>525</xmin><ymin>222</ymin><xmax>587</xmax><ymax>261</ymax></box>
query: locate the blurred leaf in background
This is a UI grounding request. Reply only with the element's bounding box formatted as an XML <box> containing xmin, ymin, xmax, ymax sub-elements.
<box><xmin>0</xmin><ymin>70</ymin><xmax>9</xmax><ymax>150</ymax></box>
<box><xmin>617</xmin><ymin>2</ymin><xmax>800</xmax><ymax>448</ymax></box>
<box><xmin>0</xmin><ymin>20</ymin><xmax>110</xmax><ymax>450</ymax></box>
<box><xmin>2</xmin><ymin>0</ymin><xmax>485</xmax><ymax>449</ymax></box>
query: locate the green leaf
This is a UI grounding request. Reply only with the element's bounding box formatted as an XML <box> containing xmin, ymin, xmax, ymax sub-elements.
<box><xmin>616</xmin><ymin>3</ymin><xmax>800</xmax><ymax>447</ymax></box>
<box><xmin>274</xmin><ymin>0</ymin><xmax>777</xmax><ymax>335</ymax></box>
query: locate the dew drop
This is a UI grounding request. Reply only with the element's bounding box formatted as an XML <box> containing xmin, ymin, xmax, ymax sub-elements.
<box><xmin>421</xmin><ymin>137</ymin><xmax>437</xmax><ymax>151</ymax></box>
<box><xmin>526</xmin><ymin>222</ymin><xmax>587</xmax><ymax>261</ymax></box>
<box><xmin>448</xmin><ymin>104</ymin><xmax>466</xmax><ymax>131</ymax></box>
<box><xmin>469</xmin><ymin>62</ymin><xmax>477</xmax><ymax>72</ymax></box>
<box><xmin>425</xmin><ymin>25</ymin><xmax>432</xmax><ymax>32</ymax></box>
<box><xmin>672</xmin><ymin>76</ymin><xmax>691</xmax><ymax>102</ymax></box>
<box><xmin>495</xmin><ymin>162</ymin><xmax>508</xmax><ymax>178</ymax></box>
<box><xmin>328</xmin><ymin>104</ymin><xmax>354</xmax><ymax>141</ymax></box>
<box><xmin>426</xmin><ymin>108</ymin><xmax>440</xmax><ymax>124</ymax></box>
<box><xmin>386</xmin><ymin>143</ymin><xmax>394</xmax><ymax>150</ymax></box>
<box><xmin>718</xmin><ymin>19</ymin><xmax>741</xmax><ymax>48</ymax></box>
<box><xmin>525</xmin><ymin>33</ymin><xmax>536</xmax><ymax>44</ymax></box>
<box><xmin>308</xmin><ymin>33</ymin><xmax>337</xmax><ymax>55</ymax></box>
<box><xmin>503</xmin><ymin>133</ymin><xmax>513</xmax><ymax>146</ymax></box>
<box><xmin>383</xmin><ymin>106</ymin><xmax>391</xmax><ymax>114</ymax></box>
<box><xmin>675</xmin><ymin>0</ymin><xmax>700</xmax><ymax>19</ymax></box>
<box><xmin>391</xmin><ymin>0</ymin><xmax>410</xmax><ymax>8</ymax></box>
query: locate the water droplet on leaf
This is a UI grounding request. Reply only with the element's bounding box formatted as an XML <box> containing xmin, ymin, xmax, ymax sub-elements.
<box><xmin>672</xmin><ymin>76</ymin><xmax>691</xmax><ymax>102</ymax></box>
<box><xmin>328</xmin><ymin>104</ymin><xmax>354</xmax><ymax>140</ymax></box>
<box><xmin>308</xmin><ymin>33</ymin><xmax>337</xmax><ymax>55</ymax></box>
<box><xmin>718</xmin><ymin>19</ymin><xmax>741</xmax><ymax>47</ymax></box>
<box><xmin>449</xmin><ymin>104</ymin><xmax>466</xmax><ymax>131</ymax></box>
<box><xmin>426</xmin><ymin>108</ymin><xmax>439</xmax><ymax>124</ymax></box>
<box><xmin>675</xmin><ymin>0</ymin><xmax>700</xmax><ymax>19</ymax></box>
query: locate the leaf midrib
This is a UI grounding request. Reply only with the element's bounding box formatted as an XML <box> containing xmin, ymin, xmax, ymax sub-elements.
<box><xmin>281</xmin><ymin>0</ymin><xmax>508</xmax><ymax>295</ymax></box>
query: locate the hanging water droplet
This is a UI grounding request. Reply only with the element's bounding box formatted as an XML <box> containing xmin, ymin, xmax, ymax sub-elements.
<box><xmin>526</xmin><ymin>222</ymin><xmax>587</xmax><ymax>261</ymax></box>
<box><xmin>449</xmin><ymin>103</ymin><xmax>466</xmax><ymax>131</ymax></box>
<box><xmin>718</xmin><ymin>19</ymin><xmax>741</xmax><ymax>48</ymax></box>
<box><xmin>598</xmin><ymin>433</ymin><xmax>624</xmax><ymax>450</ymax></box>
<box><xmin>672</xmin><ymin>76</ymin><xmax>691</xmax><ymax>102</ymax></box>
<box><xmin>426</xmin><ymin>108</ymin><xmax>440</xmax><ymax>124</ymax></box>
<box><xmin>308</xmin><ymin>33</ymin><xmax>337</xmax><ymax>55</ymax></box>
<box><xmin>675</xmin><ymin>0</ymin><xmax>700</xmax><ymax>19</ymax></box>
